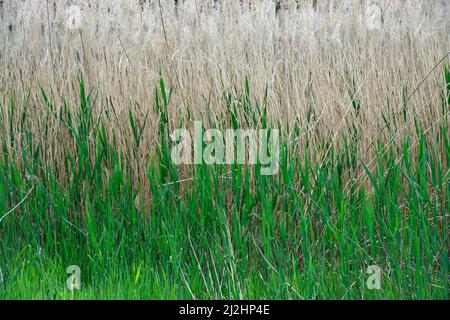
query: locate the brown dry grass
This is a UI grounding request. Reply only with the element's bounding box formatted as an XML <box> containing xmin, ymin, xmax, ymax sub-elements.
<box><xmin>0</xmin><ymin>0</ymin><xmax>449</xmax><ymax>181</ymax></box>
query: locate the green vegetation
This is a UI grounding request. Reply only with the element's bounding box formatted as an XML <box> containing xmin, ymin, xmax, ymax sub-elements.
<box><xmin>0</xmin><ymin>68</ymin><xmax>448</xmax><ymax>300</ymax></box>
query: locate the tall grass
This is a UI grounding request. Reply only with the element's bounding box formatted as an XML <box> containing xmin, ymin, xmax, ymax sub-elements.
<box><xmin>0</xmin><ymin>1</ymin><xmax>448</xmax><ymax>299</ymax></box>
<box><xmin>0</xmin><ymin>69</ymin><xmax>448</xmax><ymax>299</ymax></box>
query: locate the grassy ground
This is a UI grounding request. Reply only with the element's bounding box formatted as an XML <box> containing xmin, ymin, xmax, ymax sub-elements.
<box><xmin>0</xmin><ymin>70</ymin><xmax>448</xmax><ymax>299</ymax></box>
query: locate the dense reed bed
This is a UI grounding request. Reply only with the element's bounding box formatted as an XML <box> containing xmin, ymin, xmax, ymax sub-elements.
<box><xmin>0</xmin><ymin>1</ymin><xmax>448</xmax><ymax>299</ymax></box>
